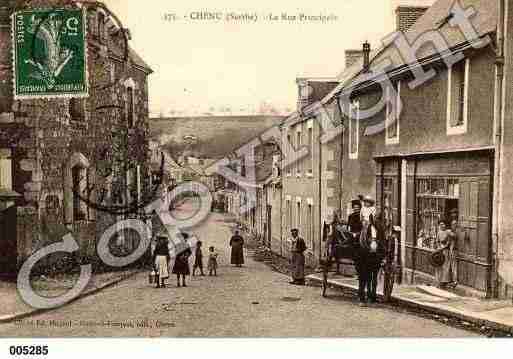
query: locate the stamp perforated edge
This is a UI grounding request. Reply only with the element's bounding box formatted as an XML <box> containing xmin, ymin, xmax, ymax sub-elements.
<box><xmin>12</xmin><ymin>7</ymin><xmax>90</xmax><ymax>101</ymax></box>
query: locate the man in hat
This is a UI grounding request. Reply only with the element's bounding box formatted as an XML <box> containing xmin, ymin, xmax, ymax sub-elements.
<box><xmin>361</xmin><ymin>195</ymin><xmax>376</xmax><ymax>223</ymax></box>
<box><xmin>448</xmin><ymin>208</ymin><xmax>459</xmax><ymax>223</ymax></box>
<box><xmin>328</xmin><ymin>213</ymin><xmax>344</xmax><ymax>274</ymax></box>
<box><xmin>290</xmin><ymin>228</ymin><xmax>307</xmax><ymax>285</ymax></box>
<box><xmin>348</xmin><ymin>199</ymin><xmax>363</xmax><ymax>236</ymax></box>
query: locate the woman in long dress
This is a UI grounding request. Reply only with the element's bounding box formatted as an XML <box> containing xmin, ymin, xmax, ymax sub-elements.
<box><xmin>435</xmin><ymin>221</ymin><xmax>448</xmax><ymax>287</ymax></box>
<box><xmin>153</xmin><ymin>236</ymin><xmax>170</xmax><ymax>288</ymax></box>
<box><xmin>437</xmin><ymin>220</ymin><xmax>458</xmax><ymax>288</ymax></box>
<box><xmin>230</xmin><ymin>230</ymin><xmax>244</xmax><ymax>267</ymax></box>
<box><xmin>172</xmin><ymin>233</ymin><xmax>192</xmax><ymax>287</ymax></box>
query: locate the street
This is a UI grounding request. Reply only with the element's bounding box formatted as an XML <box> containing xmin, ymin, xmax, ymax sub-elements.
<box><xmin>0</xmin><ymin>199</ymin><xmax>478</xmax><ymax>337</ymax></box>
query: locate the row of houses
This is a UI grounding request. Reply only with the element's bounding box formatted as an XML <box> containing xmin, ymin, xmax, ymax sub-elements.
<box><xmin>232</xmin><ymin>0</ymin><xmax>513</xmax><ymax>299</ymax></box>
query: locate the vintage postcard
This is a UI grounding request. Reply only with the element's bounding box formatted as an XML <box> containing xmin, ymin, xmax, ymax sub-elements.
<box><xmin>0</xmin><ymin>0</ymin><xmax>513</xmax><ymax>352</ymax></box>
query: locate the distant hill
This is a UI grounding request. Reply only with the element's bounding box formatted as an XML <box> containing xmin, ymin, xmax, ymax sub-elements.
<box><xmin>150</xmin><ymin>115</ymin><xmax>285</xmax><ymax>159</ymax></box>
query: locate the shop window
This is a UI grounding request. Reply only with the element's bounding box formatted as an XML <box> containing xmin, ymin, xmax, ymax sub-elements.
<box><xmin>447</xmin><ymin>58</ymin><xmax>469</xmax><ymax>135</ymax></box>
<box><xmin>386</xmin><ymin>81</ymin><xmax>400</xmax><ymax>145</ymax></box>
<box><xmin>416</xmin><ymin>177</ymin><xmax>460</xmax><ymax>249</ymax></box>
<box><xmin>349</xmin><ymin>102</ymin><xmax>359</xmax><ymax>159</ymax></box>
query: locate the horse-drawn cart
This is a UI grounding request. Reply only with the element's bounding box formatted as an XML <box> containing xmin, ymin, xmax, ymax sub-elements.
<box><xmin>319</xmin><ymin>222</ymin><xmax>401</xmax><ymax>302</ymax></box>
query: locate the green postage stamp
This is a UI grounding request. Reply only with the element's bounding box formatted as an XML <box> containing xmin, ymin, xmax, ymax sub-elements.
<box><xmin>12</xmin><ymin>8</ymin><xmax>89</xmax><ymax>100</ymax></box>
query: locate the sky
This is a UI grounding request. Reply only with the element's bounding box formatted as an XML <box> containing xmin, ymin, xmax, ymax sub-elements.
<box><xmin>103</xmin><ymin>0</ymin><xmax>435</xmax><ymax>117</ymax></box>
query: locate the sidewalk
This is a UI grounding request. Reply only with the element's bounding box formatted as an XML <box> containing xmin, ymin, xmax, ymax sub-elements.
<box><xmin>0</xmin><ymin>269</ymin><xmax>140</xmax><ymax>324</ymax></box>
<box><xmin>306</xmin><ymin>272</ymin><xmax>513</xmax><ymax>335</ymax></box>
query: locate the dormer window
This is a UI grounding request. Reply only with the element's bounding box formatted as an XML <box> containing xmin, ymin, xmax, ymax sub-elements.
<box><xmin>386</xmin><ymin>81</ymin><xmax>401</xmax><ymax>145</ymax></box>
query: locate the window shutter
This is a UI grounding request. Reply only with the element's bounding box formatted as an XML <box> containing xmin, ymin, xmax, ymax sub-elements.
<box><xmin>0</xmin><ymin>158</ymin><xmax>12</xmax><ymax>190</ymax></box>
<box><xmin>450</xmin><ymin>64</ymin><xmax>464</xmax><ymax>127</ymax></box>
<box><xmin>406</xmin><ymin>174</ymin><xmax>416</xmax><ymax>246</ymax></box>
<box><xmin>459</xmin><ymin>178</ymin><xmax>478</xmax><ymax>230</ymax></box>
<box><xmin>457</xmin><ymin>176</ymin><xmax>491</xmax><ymax>290</ymax></box>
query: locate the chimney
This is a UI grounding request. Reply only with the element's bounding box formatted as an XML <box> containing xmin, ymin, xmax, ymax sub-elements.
<box><xmin>362</xmin><ymin>41</ymin><xmax>371</xmax><ymax>73</ymax></box>
<box><xmin>123</xmin><ymin>28</ymin><xmax>132</xmax><ymax>40</ymax></box>
<box><xmin>395</xmin><ymin>6</ymin><xmax>429</xmax><ymax>33</ymax></box>
<box><xmin>0</xmin><ymin>1</ymin><xmax>15</xmax><ymax>25</ymax></box>
<box><xmin>345</xmin><ymin>50</ymin><xmax>364</xmax><ymax>69</ymax></box>
<box><xmin>296</xmin><ymin>78</ymin><xmax>310</xmax><ymax>113</ymax></box>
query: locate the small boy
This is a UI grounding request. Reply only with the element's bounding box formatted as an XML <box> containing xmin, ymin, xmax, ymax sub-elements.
<box><xmin>192</xmin><ymin>240</ymin><xmax>204</xmax><ymax>276</ymax></box>
<box><xmin>208</xmin><ymin>246</ymin><xmax>218</xmax><ymax>276</ymax></box>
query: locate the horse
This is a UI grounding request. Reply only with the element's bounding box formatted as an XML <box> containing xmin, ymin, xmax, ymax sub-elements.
<box><xmin>325</xmin><ymin>212</ymin><xmax>396</xmax><ymax>303</ymax></box>
<box><xmin>354</xmin><ymin>215</ymin><xmax>387</xmax><ymax>304</ymax></box>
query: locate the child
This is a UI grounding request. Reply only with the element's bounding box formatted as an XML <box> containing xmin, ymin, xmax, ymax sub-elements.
<box><xmin>192</xmin><ymin>240</ymin><xmax>204</xmax><ymax>276</ymax></box>
<box><xmin>208</xmin><ymin>246</ymin><xmax>219</xmax><ymax>276</ymax></box>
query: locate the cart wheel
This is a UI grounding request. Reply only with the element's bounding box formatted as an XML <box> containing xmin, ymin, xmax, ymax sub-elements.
<box><xmin>322</xmin><ymin>262</ymin><xmax>329</xmax><ymax>298</ymax></box>
<box><xmin>383</xmin><ymin>265</ymin><xmax>395</xmax><ymax>302</ymax></box>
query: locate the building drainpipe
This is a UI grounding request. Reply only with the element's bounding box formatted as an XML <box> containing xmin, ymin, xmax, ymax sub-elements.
<box><xmin>336</xmin><ymin>99</ymin><xmax>344</xmax><ymax>219</ymax></box>
<box><xmin>318</xmin><ymin>114</ymin><xmax>324</xmax><ymax>262</ymax></box>
<box><xmin>492</xmin><ymin>0</ymin><xmax>505</xmax><ymax>299</ymax></box>
<box><xmin>280</xmin><ymin>178</ymin><xmax>283</xmax><ymax>257</ymax></box>
<box><xmin>280</xmin><ymin>126</ymin><xmax>284</xmax><ymax>258</ymax></box>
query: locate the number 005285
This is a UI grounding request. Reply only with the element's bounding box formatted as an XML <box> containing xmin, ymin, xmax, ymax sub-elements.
<box><xmin>9</xmin><ymin>345</ymin><xmax>48</xmax><ymax>356</ymax></box>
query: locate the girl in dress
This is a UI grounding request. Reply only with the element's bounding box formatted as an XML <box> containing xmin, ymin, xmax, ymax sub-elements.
<box><xmin>192</xmin><ymin>240</ymin><xmax>204</xmax><ymax>276</ymax></box>
<box><xmin>208</xmin><ymin>246</ymin><xmax>219</xmax><ymax>276</ymax></box>
<box><xmin>153</xmin><ymin>235</ymin><xmax>170</xmax><ymax>288</ymax></box>
<box><xmin>172</xmin><ymin>233</ymin><xmax>192</xmax><ymax>287</ymax></box>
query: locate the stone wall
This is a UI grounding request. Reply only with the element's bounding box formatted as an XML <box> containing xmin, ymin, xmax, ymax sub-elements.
<box><xmin>0</xmin><ymin>0</ymin><xmax>152</xmax><ymax>274</ymax></box>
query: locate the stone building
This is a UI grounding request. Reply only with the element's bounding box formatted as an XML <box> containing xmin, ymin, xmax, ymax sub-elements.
<box><xmin>280</xmin><ymin>78</ymin><xmax>340</xmax><ymax>266</ymax></box>
<box><xmin>0</xmin><ymin>0</ymin><xmax>153</xmax><ymax>276</ymax></box>
<box><xmin>233</xmin><ymin>140</ymin><xmax>280</xmax><ymax>246</ymax></box>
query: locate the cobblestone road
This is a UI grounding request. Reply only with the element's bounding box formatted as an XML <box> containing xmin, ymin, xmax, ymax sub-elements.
<box><xmin>0</xmin><ymin>199</ymin><xmax>478</xmax><ymax>337</ymax></box>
